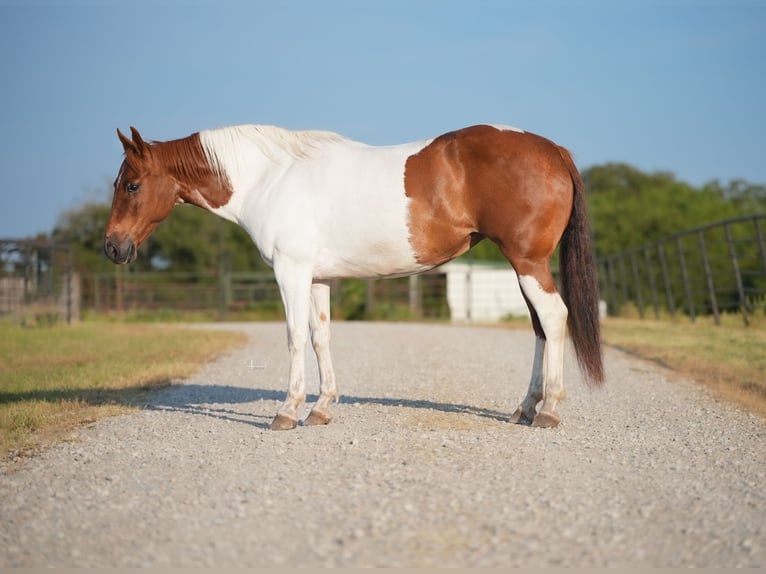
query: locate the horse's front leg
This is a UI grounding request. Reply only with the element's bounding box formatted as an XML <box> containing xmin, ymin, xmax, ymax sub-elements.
<box><xmin>271</xmin><ymin>259</ymin><xmax>313</xmax><ymax>431</ymax></box>
<box><xmin>304</xmin><ymin>281</ymin><xmax>338</xmax><ymax>426</ymax></box>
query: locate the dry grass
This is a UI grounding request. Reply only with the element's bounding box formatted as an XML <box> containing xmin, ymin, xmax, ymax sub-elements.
<box><xmin>0</xmin><ymin>321</ymin><xmax>247</xmax><ymax>459</ymax></box>
<box><xmin>601</xmin><ymin>314</ymin><xmax>766</xmax><ymax>419</ymax></box>
<box><xmin>3</xmin><ymin>314</ymin><xmax>763</xmax><ymax>463</ymax></box>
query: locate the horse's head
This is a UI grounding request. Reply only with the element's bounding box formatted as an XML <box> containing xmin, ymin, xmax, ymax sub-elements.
<box><xmin>104</xmin><ymin>127</ymin><xmax>179</xmax><ymax>264</ymax></box>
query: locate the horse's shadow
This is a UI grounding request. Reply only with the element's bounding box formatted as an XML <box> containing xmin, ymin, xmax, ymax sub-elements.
<box><xmin>146</xmin><ymin>384</ymin><xmax>512</xmax><ymax>430</ymax></box>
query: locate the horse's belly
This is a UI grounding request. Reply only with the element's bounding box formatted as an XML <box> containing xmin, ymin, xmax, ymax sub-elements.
<box><xmin>313</xmin><ymin>244</ymin><xmax>432</xmax><ymax>280</ymax></box>
<box><xmin>312</xmin><ymin>207</ymin><xmax>433</xmax><ymax>279</ymax></box>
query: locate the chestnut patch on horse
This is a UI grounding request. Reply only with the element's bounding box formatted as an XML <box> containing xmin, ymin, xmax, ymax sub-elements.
<box><xmin>403</xmin><ymin>125</ymin><xmax>573</xmax><ymax>291</ymax></box>
<box><xmin>155</xmin><ymin>132</ymin><xmax>234</xmax><ymax>209</ymax></box>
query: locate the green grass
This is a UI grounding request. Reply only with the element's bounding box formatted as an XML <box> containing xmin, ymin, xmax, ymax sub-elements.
<box><xmin>601</xmin><ymin>314</ymin><xmax>766</xmax><ymax>419</ymax></box>
<box><xmin>0</xmin><ymin>321</ymin><xmax>247</xmax><ymax>459</ymax></box>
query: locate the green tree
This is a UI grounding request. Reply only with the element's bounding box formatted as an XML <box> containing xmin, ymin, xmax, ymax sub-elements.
<box><xmin>146</xmin><ymin>206</ymin><xmax>269</xmax><ymax>273</ymax></box>
<box><xmin>583</xmin><ymin>163</ymin><xmax>741</xmax><ymax>257</ymax></box>
<box><xmin>702</xmin><ymin>179</ymin><xmax>766</xmax><ymax>214</ymax></box>
<box><xmin>52</xmin><ymin>201</ymin><xmax>114</xmax><ymax>273</ymax></box>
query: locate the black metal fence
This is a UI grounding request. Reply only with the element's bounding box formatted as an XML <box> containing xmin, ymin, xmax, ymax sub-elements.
<box><xmin>596</xmin><ymin>214</ymin><xmax>766</xmax><ymax>324</ymax></box>
<box><xmin>14</xmin><ymin>215</ymin><xmax>763</xmax><ymax>326</ymax></box>
<box><xmin>0</xmin><ymin>239</ymin><xmax>79</xmax><ymax>325</ymax></box>
<box><xmin>86</xmin><ymin>270</ymin><xmax>449</xmax><ymax>321</ymax></box>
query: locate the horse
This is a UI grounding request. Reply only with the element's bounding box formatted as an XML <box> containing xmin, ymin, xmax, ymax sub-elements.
<box><xmin>104</xmin><ymin>123</ymin><xmax>604</xmax><ymax>430</ymax></box>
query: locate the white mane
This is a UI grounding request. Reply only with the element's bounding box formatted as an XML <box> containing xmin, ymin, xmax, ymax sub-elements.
<box><xmin>200</xmin><ymin>124</ymin><xmax>348</xmax><ymax>176</ymax></box>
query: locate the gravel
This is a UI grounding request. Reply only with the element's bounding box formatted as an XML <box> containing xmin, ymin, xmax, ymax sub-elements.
<box><xmin>1</xmin><ymin>321</ymin><xmax>764</xmax><ymax>567</ymax></box>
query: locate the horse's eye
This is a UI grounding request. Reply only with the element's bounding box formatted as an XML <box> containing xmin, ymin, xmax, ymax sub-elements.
<box><xmin>127</xmin><ymin>183</ymin><xmax>140</xmax><ymax>194</ymax></box>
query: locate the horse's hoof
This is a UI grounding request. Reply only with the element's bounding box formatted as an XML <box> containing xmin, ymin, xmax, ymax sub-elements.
<box><xmin>509</xmin><ymin>406</ymin><xmax>534</xmax><ymax>425</ymax></box>
<box><xmin>532</xmin><ymin>411</ymin><xmax>561</xmax><ymax>428</ymax></box>
<box><xmin>304</xmin><ymin>409</ymin><xmax>332</xmax><ymax>426</ymax></box>
<box><xmin>270</xmin><ymin>413</ymin><xmax>298</xmax><ymax>431</ymax></box>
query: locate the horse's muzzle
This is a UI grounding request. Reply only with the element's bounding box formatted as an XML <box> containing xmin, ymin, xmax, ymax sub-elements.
<box><xmin>104</xmin><ymin>234</ymin><xmax>136</xmax><ymax>264</ymax></box>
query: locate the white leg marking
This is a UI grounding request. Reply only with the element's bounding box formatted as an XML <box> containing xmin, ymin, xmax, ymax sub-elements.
<box><xmin>309</xmin><ymin>281</ymin><xmax>338</xmax><ymax>416</ymax></box>
<box><xmin>273</xmin><ymin>257</ymin><xmax>314</xmax><ymax>424</ymax></box>
<box><xmin>518</xmin><ymin>275</ymin><xmax>568</xmax><ymax>418</ymax></box>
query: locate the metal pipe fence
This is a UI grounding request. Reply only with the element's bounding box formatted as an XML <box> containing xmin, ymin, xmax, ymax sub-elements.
<box><xmin>596</xmin><ymin>214</ymin><xmax>766</xmax><ymax>324</ymax></box>
<box><xmin>0</xmin><ymin>239</ymin><xmax>78</xmax><ymax>325</ymax></box>
<box><xmin>85</xmin><ymin>270</ymin><xmax>449</xmax><ymax>321</ymax></box>
<box><xmin>10</xmin><ymin>215</ymin><xmax>762</xmax><ymax>326</ymax></box>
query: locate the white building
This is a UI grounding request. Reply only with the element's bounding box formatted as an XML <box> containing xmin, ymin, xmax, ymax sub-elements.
<box><xmin>441</xmin><ymin>260</ymin><xmax>529</xmax><ymax>322</ymax></box>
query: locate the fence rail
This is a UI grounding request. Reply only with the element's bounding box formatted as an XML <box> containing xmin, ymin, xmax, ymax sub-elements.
<box><xmin>86</xmin><ymin>270</ymin><xmax>449</xmax><ymax>321</ymax></box>
<box><xmin>596</xmin><ymin>214</ymin><xmax>766</xmax><ymax>324</ymax></box>
<box><xmin>7</xmin><ymin>215</ymin><xmax>762</xmax><ymax>326</ymax></box>
<box><xmin>0</xmin><ymin>239</ymin><xmax>79</xmax><ymax>324</ymax></box>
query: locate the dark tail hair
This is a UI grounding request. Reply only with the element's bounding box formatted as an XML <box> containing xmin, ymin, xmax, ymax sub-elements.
<box><xmin>557</xmin><ymin>147</ymin><xmax>604</xmax><ymax>385</ymax></box>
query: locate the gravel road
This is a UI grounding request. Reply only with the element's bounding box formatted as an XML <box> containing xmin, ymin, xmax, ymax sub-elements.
<box><xmin>1</xmin><ymin>321</ymin><xmax>764</xmax><ymax>567</ymax></box>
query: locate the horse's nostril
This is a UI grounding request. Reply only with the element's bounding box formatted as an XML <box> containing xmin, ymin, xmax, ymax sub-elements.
<box><xmin>104</xmin><ymin>239</ymin><xmax>117</xmax><ymax>261</ymax></box>
<box><xmin>104</xmin><ymin>236</ymin><xmax>134</xmax><ymax>263</ymax></box>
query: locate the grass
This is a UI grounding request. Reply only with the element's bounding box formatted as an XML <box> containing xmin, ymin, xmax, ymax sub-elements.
<box><xmin>0</xmin><ymin>321</ymin><xmax>247</xmax><ymax>460</ymax></box>
<box><xmin>601</xmin><ymin>314</ymin><xmax>766</xmax><ymax>419</ymax></box>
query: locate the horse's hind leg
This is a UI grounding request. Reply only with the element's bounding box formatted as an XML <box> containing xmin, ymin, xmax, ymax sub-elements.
<box><xmin>511</xmin><ymin>265</ymin><xmax>568</xmax><ymax>428</ymax></box>
<box><xmin>510</xmin><ymin>329</ymin><xmax>545</xmax><ymax>425</ymax></box>
<box><xmin>304</xmin><ymin>281</ymin><xmax>339</xmax><ymax>426</ymax></box>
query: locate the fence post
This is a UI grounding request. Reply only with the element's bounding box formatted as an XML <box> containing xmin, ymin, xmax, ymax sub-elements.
<box><xmin>218</xmin><ymin>252</ymin><xmax>231</xmax><ymax>320</ymax></box>
<box><xmin>366</xmin><ymin>279</ymin><xmax>376</xmax><ymax>317</ymax></box>
<box><xmin>630</xmin><ymin>251</ymin><xmax>645</xmax><ymax>318</ymax></box>
<box><xmin>675</xmin><ymin>238</ymin><xmax>695</xmax><ymax>321</ymax></box>
<box><xmin>115</xmin><ymin>267</ymin><xmax>124</xmax><ymax>313</ymax></box>
<box><xmin>66</xmin><ymin>247</ymin><xmax>73</xmax><ymax>324</ymax></box>
<box><xmin>724</xmin><ymin>223</ymin><xmax>748</xmax><ymax>325</ymax></box>
<box><xmin>755</xmin><ymin>218</ymin><xmax>766</xmax><ymax>283</ymax></box>
<box><xmin>697</xmin><ymin>231</ymin><xmax>720</xmax><ymax>325</ymax></box>
<box><xmin>643</xmin><ymin>246</ymin><xmax>660</xmax><ymax>318</ymax></box>
<box><xmin>332</xmin><ymin>278</ymin><xmax>342</xmax><ymax>312</ymax></box>
<box><xmin>409</xmin><ymin>275</ymin><xmax>422</xmax><ymax>318</ymax></box>
<box><xmin>93</xmin><ymin>273</ymin><xmax>101</xmax><ymax>313</ymax></box>
<box><xmin>605</xmin><ymin>258</ymin><xmax>619</xmax><ymax>315</ymax></box>
<box><xmin>657</xmin><ymin>243</ymin><xmax>675</xmax><ymax>318</ymax></box>
<box><xmin>618</xmin><ymin>257</ymin><xmax>630</xmax><ymax>314</ymax></box>
<box><xmin>596</xmin><ymin>261</ymin><xmax>606</xmax><ymax>316</ymax></box>
<box><xmin>46</xmin><ymin>241</ymin><xmax>54</xmax><ymax>300</ymax></box>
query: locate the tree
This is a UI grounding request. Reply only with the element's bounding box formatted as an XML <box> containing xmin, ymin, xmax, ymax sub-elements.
<box><xmin>702</xmin><ymin>179</ymin><xmax>766</xmax><ymax>214</ymax></box>
<box><xmin>583</xmin><ymin>163</ymin><xmax>741</xmax><ymax>258</ymax></box>
<box><xmin>146</xmin><ymin>205</ymin><xmax>269</xmax><ymax>273</ymax></box>
<box><xmin>52</xmin><ymin>201</ymin><xmax>114</xmax><ymax>273</ymax></box>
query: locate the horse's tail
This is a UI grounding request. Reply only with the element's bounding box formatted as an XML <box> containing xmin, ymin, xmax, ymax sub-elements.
<box><xmin>557</xmin><ymin>146</ymin><xmax>605</xmax><ymax>386</ymax></box>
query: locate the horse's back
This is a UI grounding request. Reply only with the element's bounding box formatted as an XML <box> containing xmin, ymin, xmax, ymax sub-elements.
<box><xmin>255</xmin><ymin>125</ymin><xmax>575</xmax><ymax>279</ymax></box>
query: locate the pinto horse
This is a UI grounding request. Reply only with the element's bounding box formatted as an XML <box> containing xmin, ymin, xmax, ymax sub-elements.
<box><xmin>105</xmin><ymin>123</ymin><xmax>603</xmax><ymax>430</ymax></box>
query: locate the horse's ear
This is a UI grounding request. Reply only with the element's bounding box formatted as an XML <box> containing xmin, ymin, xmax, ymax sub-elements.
<box><xmin>129</xmin><ymin>126</ymin><xmax>148</xmax><ymax>156</ymax></box>
<box><xmin>117</xmin><ymin>126</ymin><xmax>149</xmax><ymax>158</ymax></box>
<box><xmin>117</xmin><ymin>127</ymin><xmax>137</xmax><ymax>155</ymax></box>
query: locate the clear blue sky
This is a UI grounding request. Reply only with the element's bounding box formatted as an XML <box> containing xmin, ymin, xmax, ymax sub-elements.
<box><xmin>1</xmin><ymin>0</ymin><xmax>764</xmax><ymax>239</ymax></box>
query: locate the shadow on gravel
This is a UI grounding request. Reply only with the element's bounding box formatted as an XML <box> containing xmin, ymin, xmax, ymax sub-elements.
<box><xmin>144</xmin><ymin>384</ymin><xmax>511</xmax><ymax>429</ymax></box>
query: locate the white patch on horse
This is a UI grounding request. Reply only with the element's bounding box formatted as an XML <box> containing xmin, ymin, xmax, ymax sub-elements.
<box><xmin>517</xmin><ymin>274</ymin><xmax>568</xmax><ymax>412</ymax></box>
<box><xmin>198</xmin><ymin>125</ymin><xmax>434</xmax><ymax>279</ymax></box>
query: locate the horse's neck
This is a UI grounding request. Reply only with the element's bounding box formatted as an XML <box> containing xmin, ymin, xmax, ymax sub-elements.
<box><xmin>191</xmin><ymin>134</ymin><xmax>286</xmax><ymax>226</ymax></box>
